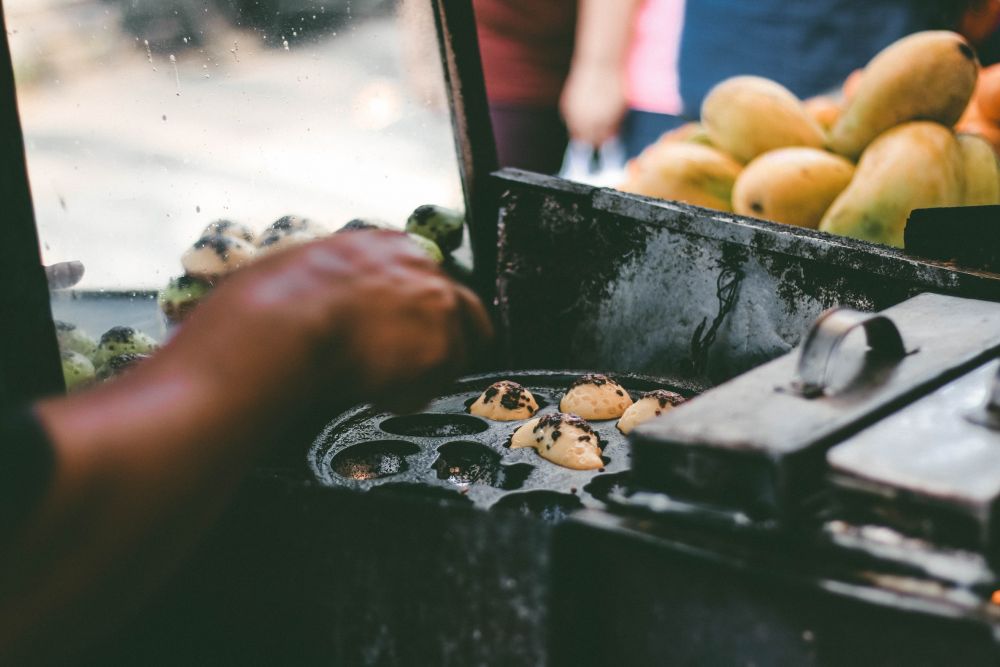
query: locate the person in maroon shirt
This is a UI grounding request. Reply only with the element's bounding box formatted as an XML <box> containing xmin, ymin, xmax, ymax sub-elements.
<box><xmin>475</xmin><ymin>0</ymin><xmax>645</xmax><ymax>174</ymax></box>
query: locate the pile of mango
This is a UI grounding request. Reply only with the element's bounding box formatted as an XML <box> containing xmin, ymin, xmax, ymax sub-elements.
<box><xmin>618</xmin><ymin>31</ymin><xmax>1000</xmax><ymax>248</ymax></box>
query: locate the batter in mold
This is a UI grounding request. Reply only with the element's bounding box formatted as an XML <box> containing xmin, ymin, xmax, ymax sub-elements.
<box><xmin>511</xmin><ymin>412</ymin><xmax>603</xmax><ymax>470</ymax></box>
<box><xmin>469</xmin><ymin>381</ymin><xmax>539</xmax><ymax>421</ymax></box>
<box><xmin>560</xmin><ymin>374</ymin><xmax>633</xmax><ymax>421</ymax></box>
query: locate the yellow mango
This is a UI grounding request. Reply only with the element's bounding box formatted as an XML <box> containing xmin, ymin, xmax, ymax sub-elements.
<box><xmin>618</xmin><ymin>142</ymin><xmax>742</xmax><ymax>212</ymax></box>
<box><xmin>701</xmin><ymin>76</ymin><xmax>826</xmax><ymax>164</ymax></box>
<box><xmin>732</xmin><ymin>148</ymin><xmax>855</xmax><ymax>229</ymax></box>
<box><xmin>819</xmin><ymin>122</ymin><xmax>964</xmax><ymax>247</ymax></box>
<box><xmin>830</xmin><ymin>31</ymin><xmax>979</xmax><ymax>160</ymax></box>
<box><xmin>653</xmin><ymin>122</ymin><xmax>714</xmax><ymax>147</ymax></box>
<box><xmin>957</xmin><ymin>133</ymin><xmax>1000</xmax><ymax>205</ymax></box>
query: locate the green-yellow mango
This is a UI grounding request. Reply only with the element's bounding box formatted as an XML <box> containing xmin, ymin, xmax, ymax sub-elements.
<box><xmin>733</xmin><ymin>148</ymin><xmax>855</xmax><ymax>229</ymax></box>
<box><xmin>618</xmin><ymin>142</ymin><xmax>742</xmax><ymax>212</ymax></box>
<box><xmin>957</xmin><ymin>133</ymin><xmax>1000</xmax><ymax>205</ymax></box>
<box><xmin>819</xmin><ymin>121</ymin><xmax>964</xmax><ymax>247</ymax></box>
<box><xmin>701</xmin><ymin>76</ymin><xmax>826</xmax><ymax>164</ymax></box>
<box><xmin>830</xmin><ymin>31</ymin><xmax>979</xmax><ymax>160</ymax></box>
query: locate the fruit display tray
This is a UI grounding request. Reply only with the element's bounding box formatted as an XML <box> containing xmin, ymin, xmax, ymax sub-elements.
<box><xmin>307</xmin><ymin>370</ymin><xmax>702</xmax><ymax>519</ymax></box>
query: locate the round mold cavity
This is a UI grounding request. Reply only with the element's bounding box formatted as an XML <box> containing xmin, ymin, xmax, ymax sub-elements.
<box><xmin>583</xmin><ymin>472</ymin><xmax>632</xmax><ymax>504</ymax></box>
<box><xmin>491</xmin><ymin>491</ymin><xmax>584</xmax><ymax>523</ymax></box>
<box><xmin>433</xmin><ymin>441</ymin><xmax>533</xmax><ymax>490</ymax></box>
<box><xmin>330</xmin><ymin>440</ymin><xmax>421</xmax><ymax>481</ymax></box>
<box><xmin>380</xmin><ymin>413</ymin><xmax>489</xmax><ymax>438</ymax></box>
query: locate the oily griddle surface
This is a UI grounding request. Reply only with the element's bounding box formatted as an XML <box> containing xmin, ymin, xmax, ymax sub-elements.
<box><xmin>308</xmin><ymin>370</ymin><xmax>700</xmax><ymax>518</ymax></box>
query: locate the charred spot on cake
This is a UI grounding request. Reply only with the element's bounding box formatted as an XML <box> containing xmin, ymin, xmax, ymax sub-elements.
<box><xmin>499</xmin><ymin>390</ymin><xmax>525</xmax><ymax>411</ymax></box>
<box><xmin>100</xmin><ymin>326</ymin><xmax>136</xmax><ymax>345</ymax></box>
<box><xmin>642</xmin><ymin>389</ymin><xmax>687</xmax><ymax>409</ymax></box>
<box><xmin>537</xmin><ymin>412</ymin><xmax>598</xmax><ymax>436</ymax></box>
<box><xmin>482</xmin><ymin>385</ymin><xmax>500</xmax><ymax>403</ymax></box>
<box><xmin>270</xmin><ymin>215</ymin><xmax>300</xmax><ymax>231</ymax></box>
<box><xmin>340</xmin><ymin>218</ymin><xmax>379</xmax><ymax>232</ymax></box>
<box><xmin>569</xmin><ymin>373</ymin><xmax>612</xmax><ymax>389</ymax></box>
<box><xmin>259</xmin><ymin>232</ymin><xmax>282</xmax><ymax>247</ymax></box>
<box><xmin>192</xmin><ymin>235</ymin><xmax>233</xmax><ymax>258</ymax></box>
<box><xmin>410</xmin><ymin>204</ymin><xmax>437</xmax><ymax>224</ymax></box>
<box><xmin>615</xmin><ymin>389</ymin><xmax>624</xmax><ymax>396</ymax></box>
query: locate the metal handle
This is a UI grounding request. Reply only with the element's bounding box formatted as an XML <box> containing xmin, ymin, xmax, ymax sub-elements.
<box><xmin>966</xmin><ymin>364</ymin><xmax>1000</xmax><ymax>430</ymax></box>
<box><xmin>791</xmin><ymin>308</ymin><xmax>907</xmax><ymax>399</ymax></box>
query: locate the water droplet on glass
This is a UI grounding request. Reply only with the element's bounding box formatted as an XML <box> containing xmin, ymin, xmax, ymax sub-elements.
<box><xmin>144</xmin><ymin>39</ymin><xmax>157</xmax><ymax>71</ymax></box>
<box><xmin>282</xmin><ymin>39</ymin><xmax>290</xmax><ymax>51</ymax></box>
<box><xmin>196</xmin><ymin>205</ymin><xmax>201</xmax><ymax>213</ymax></box>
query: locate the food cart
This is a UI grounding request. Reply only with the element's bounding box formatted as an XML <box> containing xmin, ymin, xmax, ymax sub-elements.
<box><xmin>4</xmin><ymin>1</ymin><xmax>1000</xmax><ymax>664</ymax></box>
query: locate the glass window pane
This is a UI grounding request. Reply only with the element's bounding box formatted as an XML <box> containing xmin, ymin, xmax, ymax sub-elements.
<box><xmin>6</xmin><ymin>0</ymin><xmax>463</xmax><ymax>359</ymax></box>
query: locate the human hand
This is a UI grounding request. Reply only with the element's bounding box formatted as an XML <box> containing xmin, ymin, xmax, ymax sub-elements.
<box><xmin>560</xmin><ymin>60</ymin><xmax>628</xmax><ymax>147</ymax></box>
<box><xmin>158</xmin><ymin>230</ymin><xmax>493</xmax><ymax>421</ymax></box>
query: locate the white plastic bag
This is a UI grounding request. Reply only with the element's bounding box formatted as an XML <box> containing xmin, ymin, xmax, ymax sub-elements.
<box><xmin>558</xmin><ymin>138</ymin><xmax>627</xmax><ymax>187</ymax></box>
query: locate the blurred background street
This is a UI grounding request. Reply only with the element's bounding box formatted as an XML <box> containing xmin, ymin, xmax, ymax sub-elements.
<box><xmin>5</xmin><ymin>0</ymin><xmax>465</xmax><ymax>289</ymax></box>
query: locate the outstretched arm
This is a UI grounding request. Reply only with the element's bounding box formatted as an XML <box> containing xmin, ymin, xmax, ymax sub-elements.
<box><xmin>0</xmin><ymin>231</ymin><xmax>492</xmax><ymax>663</ymax></box>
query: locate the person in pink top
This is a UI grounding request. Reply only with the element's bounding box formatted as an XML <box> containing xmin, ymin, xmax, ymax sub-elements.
<box><xmin>623</xmin><ymin>0</ymin><xmax>686</xmax><ymax>157</ymax></box>
<box><xmin>560</xmin><ymin>0</ymin><xmax>685</xmax><ymax>160</ymax></box>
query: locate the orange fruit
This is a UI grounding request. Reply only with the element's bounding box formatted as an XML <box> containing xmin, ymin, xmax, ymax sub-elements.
<box><xmin>843</xmin><ymin>69</ymin><xmax>864</xmax><ymax>103</ymax></box>
<box><xmin>957</xmin><ymin>119</ymin><xmax>1000</xmax><ymax>153</ymax></box>
<box><xmin>976</xmin><ymin>64</ymin><xmax>1000</xmax><ymax>123</ymax></box>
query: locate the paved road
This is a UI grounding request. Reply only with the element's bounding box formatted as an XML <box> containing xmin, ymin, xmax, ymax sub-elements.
<box><xmin>8</xmin><ymin>0</ymin><xmax>464</xmax><ymax>289</ymax></box>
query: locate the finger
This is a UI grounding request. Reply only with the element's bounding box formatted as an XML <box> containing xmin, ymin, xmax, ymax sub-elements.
<box><xmin>453</xmin><ymin>284</ymin><xmax>494</xmax><ymax>356</ymax></box>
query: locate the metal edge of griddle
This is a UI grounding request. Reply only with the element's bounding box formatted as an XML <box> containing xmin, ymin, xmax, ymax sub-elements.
<box><xmin>562</xmin><ymin>509</ymin><xmax>1000</xmax><ymax>632</ymax></box>
<box><xmin>491</xmin><ymin>168</ymin><xmax>1000</xmax><ymax>297</ymax></box>
<box><xmin>827</xmin><ymin>470</ymin><xmax>993</xmax><ymax>556</ymax></box>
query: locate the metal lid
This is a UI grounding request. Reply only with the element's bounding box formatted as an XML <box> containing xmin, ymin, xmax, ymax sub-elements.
<box><xmin>630</xmin><ymin>293</ymin><xmax>1000</xmax><ymax>522</ymax></box>
<box><xmin>828</xmin><ymin>361</ymin><xmax>1000</xmax><ymax>554</ymax></box>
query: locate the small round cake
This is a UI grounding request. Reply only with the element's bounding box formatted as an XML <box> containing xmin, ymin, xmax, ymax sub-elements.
<box><xmin>55</xmin><ymin>320</ymin><xmax>97</xmax><ymax>360</ymax></box>
<box><xmin>93</xmin><ymin>327</ymin><xmax>159</xmax><ymax>368</ymax></box>
<box><xmin>257</xmin><ymin>215</ymin><xmax>328</xmax><ymax>253</ymax></box>
<box><xmin>559</xmin><ymin>374</ymin><xmax>634</xmax><ymax>421</ymax></box>
<box><xmin>337</xmin><ymin>218</ymin><xmax>384</xmax><ymax>233</ymax></box>
<box><xmin>406</xmin><ymin>204</ymin><xmax>464</xmax><ymax>253</ymax></box>
<box><xmin>617</xmin><ymin>389</ymin><xmax>687</xmax><ymax>434</ymax></box>
<box><xmin>257</xmin><ymin>229</ymin><xmax>321</xmax><ymax>253</ymax></box>
<box><xmin>61</xmin><ymin>350</ymin><xmax>95</xmax><ymax>391</ymax></box>
<box><xmin>510</xmin><ymin>412</ymin><xmax>603</xmax><ymax>470</ymax></box>
<box><xmin>97</xmin><ymin>353</ymin><xmax>150</xmax><ymax>382</ymax></box>
<box><xmin>469</xmin><ymin>381</ymin><xmax>539</xmax><ymax>421</ymax></box>
<box><xmin>406</xmin><ymin>233</ymin><xmax>444</xmax><ymax>264</ymax></box>
<box><xmin>158</xmin><ymin>275</ymin><xmax>213</xmax><ymax>325</ymax></box>
<box><xmin>201</xmin><ymin>219</ymin><xmax>255</xmax><ymax>244</ymax></box>
<box><xmin>182</xmin><ymin>234</ymin><xmax>257</xmax><ymax>281</ymax></box>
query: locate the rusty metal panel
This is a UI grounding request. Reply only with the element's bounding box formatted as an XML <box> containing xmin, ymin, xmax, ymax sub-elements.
<box><xmin>494</xmin><ymin>169</ymin><xmax>1000</xmax><ymax>386</ymax></box>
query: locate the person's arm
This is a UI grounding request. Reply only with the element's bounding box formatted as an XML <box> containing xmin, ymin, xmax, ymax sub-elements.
<box><xmin>0</xmin><ymin>231</ymin><xmax>492</xmax><ymax>663</ymax></box>
<box><xmin>560</xmin><ymin>0</ymin><xmax>644</xmax><ymax>147</ymax></box>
